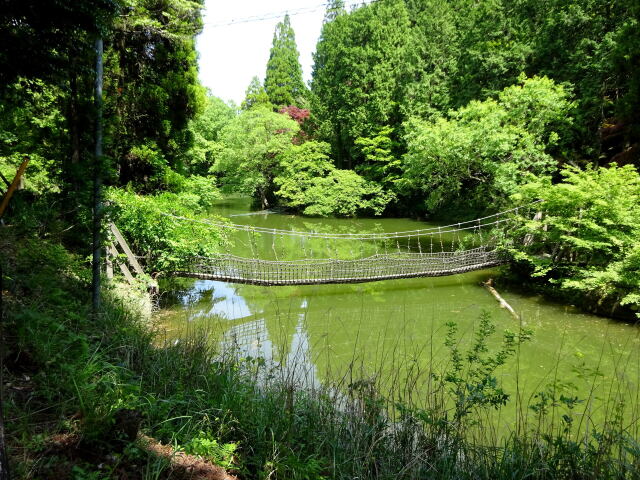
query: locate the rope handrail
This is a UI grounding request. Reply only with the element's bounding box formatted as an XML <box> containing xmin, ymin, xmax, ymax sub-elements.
<box><xmin>186</xmin><ymin>245</ymin><xmax>493</xmax><ymax>265</ymax></box>
<box><xmin>162</xmin><ymin>214</ymin><xmax>509</xmax><ymax>239</ymax></box>
<box><xmin>160</xmin><ymin>201</ymin><xmax>540</xmax><ymax>240</ymax></box>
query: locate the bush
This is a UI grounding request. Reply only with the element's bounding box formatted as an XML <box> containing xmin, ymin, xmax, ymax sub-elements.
<box><xmin>508</xmin><ymin>163</ymin><xmax>640</xmax><ymax>317</ymax></box>
<box><xmin>106</xmin><ymin>187</ymin><xmax>226</xmax><ymax>272</ymax></box>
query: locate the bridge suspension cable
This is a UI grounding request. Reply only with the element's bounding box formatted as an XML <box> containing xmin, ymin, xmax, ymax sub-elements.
<box><xmin>159</xmin><ymin>201</ymin><xmax>539</xmax><ymax>240</ymax></box>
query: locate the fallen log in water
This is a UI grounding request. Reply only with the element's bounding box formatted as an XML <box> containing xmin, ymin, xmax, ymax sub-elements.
<box><xmin>483</xmin><ymin>278</ymin><xmax>520</xmax><ymax>320</ymax></box>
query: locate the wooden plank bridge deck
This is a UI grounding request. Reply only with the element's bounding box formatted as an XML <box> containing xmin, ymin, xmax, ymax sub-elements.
<box><xmin>174</xmin><ymin>246</ymin><xmax>505</xmax><ymax>286</ymax></box>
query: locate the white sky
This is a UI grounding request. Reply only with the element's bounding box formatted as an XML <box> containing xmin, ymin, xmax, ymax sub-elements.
<box><xmin>197</xmin><ymin>0</ymin><xmax>328</xmax><ymax>105</ymax></box>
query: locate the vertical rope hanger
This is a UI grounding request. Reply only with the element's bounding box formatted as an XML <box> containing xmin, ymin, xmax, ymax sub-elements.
<box><xmin>323</xmin><ymin>236</ymin><xmax>330</xmax><ymax>260</ymax></box>
<box><xmin>247</xmin><ymin>228</ymin><xmax>258</xmax><ymax>259</ymax></box>
<box><xmin>279</xmin><ymin>230</ymin><xmax>286</xmax><ymax>260</ymax></box>
<box><xmin>271</xmin><ymin>228</ymin><xmax>278</xmax><ymax>261</ymax></box>
<box><xmin>453</xmin><ymin>223</ymin><xmax>461</xmax><ymax>252</ymax></box>
<box><xmin>299</xmin><ymin>232</ymin><xmax>305</xmax><ymax>259</ymax></box>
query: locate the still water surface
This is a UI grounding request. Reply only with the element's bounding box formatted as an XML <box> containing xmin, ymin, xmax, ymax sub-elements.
<box><xmin>158</xmin><ymin>197</ymin><xmax>640</xmax><ymax>426</ymax></box>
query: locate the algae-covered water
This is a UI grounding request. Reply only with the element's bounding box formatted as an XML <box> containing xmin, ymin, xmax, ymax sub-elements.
<box><xmin>158</xmin><ymin>197</ymin><xmax>640</xmax><ymax>428</ymax></box>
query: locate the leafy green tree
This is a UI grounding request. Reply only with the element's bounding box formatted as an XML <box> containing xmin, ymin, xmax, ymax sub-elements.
<box><xmin>264</xmin><ymin>15</ymin><xmax>307</xmax><ymax>108</ymax></box>
<box><xmin>522</xmin><ymin>0</ymin><xmax>634</xmax><ymax>159</ymax></box>
<box><xmin>402</xmin><ymin>76</ymin><xmax>573</xmax><ymax>213</ymax></box>
<box><xmin>274</xmin><ymin>142</ymin><xmax>334</xmax><ymax>207</ymax></box>
<box><xmin>609</xmin><ymin>0</ymin><xmax>640</xmax><ymax>159</ymax></box>
<box><xmin>0</xmin><ymin>0</ymin><xmax>119</xmax><ymax>196</ymax></box>
<box><xmin>508</xmin><ymin>164</ymin><xmax>640</xmax><ymax>318</ymax></box>
<box><xmin>0</xmin><ymin>0</ymin><xmax>118</xmax><ymax>86</ymax></box>
<box><xmin>184</xmin><ymin>94</ymin><xmax>236</xmax><ymax>175</ymax></box>
<box><xmin>323</xmin><ymin>0</ymin><xmax>345</xmax><ymax>23</ymax></box>
<box><xmin>1</xmin><ymin>0</ymin><xmax>208</xmax><ymax>195</ymax></box>
<box><xmin>448</xmin><ymin>0</ymin><xmax>531</xmax><ymax>108</ymax></box>
<box><xmin>274</xmin><ymin>141</ymin><xmax>392</xmax><ymax>217</ymax></box>
<box><xmin>105</xmin><ymin>0</ymin><xmax>206</xmax><ymax>188</ymax></box>
<box><xmin>354</xmin><ymin>125</ymin><xmax>401</xmax><ymax>189</ymax></box>
<box><xmin>401</xmin><ymin>0</ymin><xmax>460</xmax><ymax>121</ymax></box>
<box><xmin>189</xmin><ymin>95</ymin><xmax>235</xmax><ymax>145</ymax></box>
<box><xmin>301</xmin><ymin>169</ymin><xmax>392</xmax><ymax>217</ymax></box>
<box><xmin>0</xmin><ymin>81</ymin><xmax>66</xmax><ymax>194</ymax></box>
<box><xmin>311</xmin><ymin>0</ymin><xmax>638</xmax><ymax>178</ymax></box>
<box><xmin>242</xmin><ymin>76</ymin><xmax>272</xmax><ymax>110</ymax></box>
<box><xmin>213</xmin><ymin>107</ymin><xmax>299</xmax><ymax>208</ymax></box>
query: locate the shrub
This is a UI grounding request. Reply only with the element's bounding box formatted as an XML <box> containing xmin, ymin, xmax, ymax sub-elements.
<box><xmin>508</xmin><ymin>163</ymin><xmax>640</xmax><ymax>317</ymax></box>
<box><xmin>106</xmin><ymin>187</ymin><xmax>226</xmax><ymax>273</ymax></box>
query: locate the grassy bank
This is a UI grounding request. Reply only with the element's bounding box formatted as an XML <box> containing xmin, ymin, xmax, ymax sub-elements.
<box><xmin>2</xmin><ymin>229</ymin><xmax>639</xmax><ymax>479</ymax></box>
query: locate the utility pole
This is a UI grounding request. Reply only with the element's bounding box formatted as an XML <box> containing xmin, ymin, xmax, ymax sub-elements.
<box><xmin>0</xmin><ymin>262</ymin><xmax>9</xmax><ymax>480</ymax></box>
<box><xmin>92</xmin><ymin>36</ymin><xmax>104</xmax><ymax>315</ymax></box>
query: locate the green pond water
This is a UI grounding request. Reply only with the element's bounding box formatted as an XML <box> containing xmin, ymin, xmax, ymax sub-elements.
<box><xmin>158</xmin><ymin>197</ymin><xmax>640</xmax><ymax>430</ymax></box>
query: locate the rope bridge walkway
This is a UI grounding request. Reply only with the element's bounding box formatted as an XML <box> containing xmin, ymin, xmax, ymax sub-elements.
<box><xmin>147</xmin><ymin>203</ymin><xmax>540</xmax><ymax>287</ymax></box>
<box><xmin>174</xmin><ymin>247</ymin><xmax>505</xmax><ymax>286</ymax></box>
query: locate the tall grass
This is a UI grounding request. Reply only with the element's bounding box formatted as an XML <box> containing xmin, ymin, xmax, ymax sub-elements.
<box><xmin>114</xmin><ymin>307</ymin><xmax>640</xmax><ymax>479</ymax></box>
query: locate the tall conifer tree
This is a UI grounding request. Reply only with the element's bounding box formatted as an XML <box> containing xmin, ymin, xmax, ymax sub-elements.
<box><xmin>311</xmin><ymin>0</ymin><xmax>411</xmax><ymax>169</ymax></box>
<box><xmin>264</xmin><ymin>14</ymin><xmax>306</xmax><ymax>108</ymax></box>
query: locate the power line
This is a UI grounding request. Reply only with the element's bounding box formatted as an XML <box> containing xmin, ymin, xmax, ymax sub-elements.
<box><xmin>202</xmin><ymin>1</ymin><xmax>376</xmax><ymax>28</ymax></box>
<box><xmin>204</xmin><ymin>3</ymin><xmax>327</xmax><ymax>28</ymax></box>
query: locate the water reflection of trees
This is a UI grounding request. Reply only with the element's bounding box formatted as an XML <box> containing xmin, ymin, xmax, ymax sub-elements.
<box><xmin>224</xmin><ymin>275</ymin><xmax>490</xmax><ymax>380</ymax></box>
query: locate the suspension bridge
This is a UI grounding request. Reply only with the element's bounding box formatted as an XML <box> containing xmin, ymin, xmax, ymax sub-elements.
<box><xmin>108</xmin><ymin>205</ymin><xmax>537</xmax><ymax>287</ymax></box>
<box><xmin>174</xmin><ymin>247</ymin><xmax>504</xmax><ymax>286</ymax></box>
<box><xmin>167</xmin><ymin>205</ymin><xmax>537</xmax><ymax>286</ymax></box>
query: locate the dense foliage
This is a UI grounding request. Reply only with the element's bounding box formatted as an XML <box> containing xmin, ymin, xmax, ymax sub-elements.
<box><xmin>311</xmin><ymin>0</ymin><xmax>639</xmax><ymax>177</ymax></box>
<box><xmin>508</xmin><ymin>164</ymin><xmax>640</xmax><ymax>318</ymax></box>
<box><xmin>213</xmin><ymin>106</ymin><xmax>300</xmax><ymax>208</ymax></box>
<box><xmin>403</xmin><ymin>76</ymin><xmax>573</xmax><ymax>212</ymax></box>
<box><xmin>182</xmin><ymin>95</ymin><xmax>236</xmax><ymax>176</ymax></box>
<box><xmin>241</xmin><ymin>76</ymin><xmax>272</xmax><ymax>111</ymax></box>
<box><xmin>106</xmin><ymin>179</ymin><xmax>224</xmax><ymax>272</ymax></box>
<box><xmin>212</xmin><ymin>107</ymin><xmax>390</xmax><ymax>216</ymax></box>
<box><xmin>311</xmin><ymin>0</ymin><xmax>410</xmax><ymax>169</ymax></box>
<box><xmin>104</xmin><ymin>0</ymin><xmax>206</xmax><ymax>189</ymax></box>
<box><xmin>275</xmin><ymin>142</ymin><xmax>392</xmax><ymax>216</ymax></box>
<box><xmin>0</xmin><ymin>0</ymin><xmax>205</xmax><ymax>200</ymax></box>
